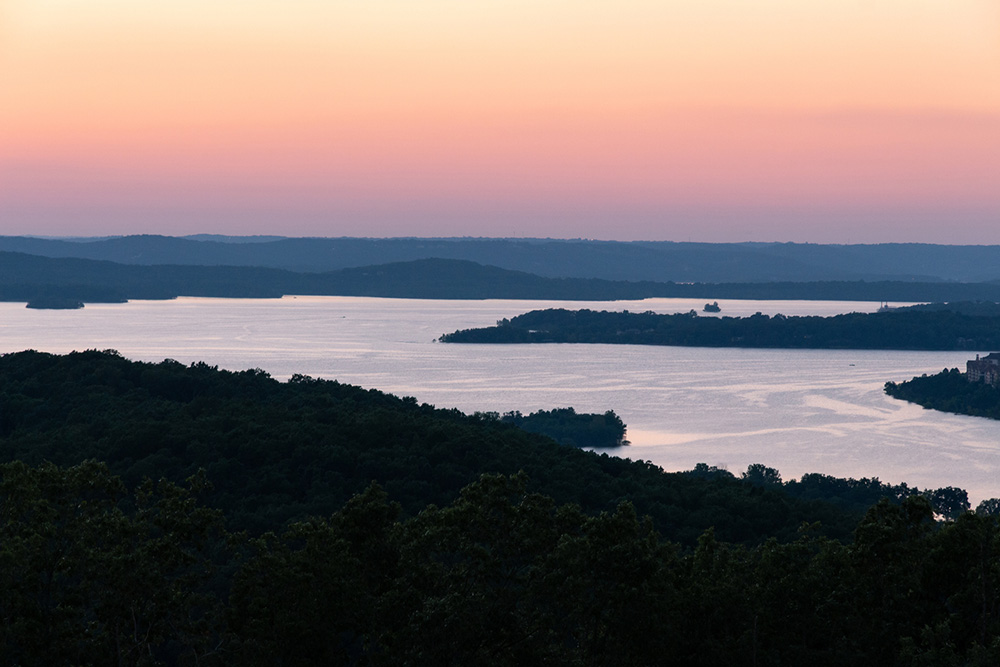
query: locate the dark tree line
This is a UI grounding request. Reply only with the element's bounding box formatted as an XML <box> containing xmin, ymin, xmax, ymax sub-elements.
<box><xmin>886</xmin><ymin>367</ymin><xmax>1000</xmax><ymax>426</ymax></box>
<box><xmin>4</xmin><ymin>351</ymin><xmax>1000</xmax><ymax>664</ymax></box>
<box><xmin>485</xmin><ymin>407</ymin><xmax>629</xmax><ymax>448</ymax></box>
<box><xmin>441</xmin><ymin>307</ymin><xmax>1000</xmax><ymax>350</ymax></box>
<box><xmin>0</xmin><ymin>349</ymin><xmax>872</xmax><ymax>543</ymax></box>
<box><xmin>0</xmin><ymin>350</ymin><xmax>978</xmax><ymax>541</ymax></box>
<box><xmin>10</xmin><ymin>249</ymin><xmax>1000</xmax><ymax>306</ymax></box>
<box><xmin>6</xmin><ymin>464</ymin><xmax>1000</xmax><ymax>665</ymax></box>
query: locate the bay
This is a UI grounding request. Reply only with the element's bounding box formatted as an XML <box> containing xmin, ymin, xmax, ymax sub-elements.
<box><xmin>2</xmin><ymin>295</ymin><xmax>998</xmax><ymax>503</ymax></box>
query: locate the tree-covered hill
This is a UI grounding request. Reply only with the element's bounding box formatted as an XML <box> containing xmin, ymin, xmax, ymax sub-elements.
<box><xmin>9</xmin><ymin>234</ymin><xmax>1000</xmax><ymax>282</ymax></box>
<box><xmin>6</xmin><ymin>351</ymin><xmax>1000</xmax><ymax>664</ymax></box>
<box><xmin>0</xmin><ymin>252</ymin><xmax>674</xmax><ymax>303</ymax></box>
<box><xmin>0</xmin><ymin>349</ymin><xmax>859</xmax><ymax>543</ymax></box>
<box><xmin>442</xmin><ymin>307</ymin><xmax>1000</xmax><ymax>350</ymax></box>
<box><xmin>4</xmin><ymin>447</ymin><xmax>1000</xmax><ymax>664</ymax></box>
<box><xmin>11</xmin><ymin>250</ymin><xmax>1000</xmax><ymax>305</ymax></box>
<box><xmin>497</xmin><ymin>407</ymin><xmax>629</xmax><ymax>448</ymax></box>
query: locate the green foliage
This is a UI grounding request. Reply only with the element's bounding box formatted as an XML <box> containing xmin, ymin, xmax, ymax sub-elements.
<box><xmin>886</xmin><ymin>367</ymin><xmax>1000</xmax><ymax>420</ymax></box>
<box><xmin>977</xmin><ymin>498</ymin><xmax>1000</xmax><ymax>516</ymax></box>
<box><xmin>11</xmin><ymin>351</ymin><xmax>1000</xmax><ymax>663</ymax></box>
<box><xmin>500</xmin><ymin>407</ymin><xmax>629</xmax><ymax>448</ymax></box>
<box><xmin>227</xmin><ymin>483</ymin><xmax>401</xmax><ymax>665</ymax></box>
<box><xmin>0</xmin><ymin>461</ymin><xmax>225</xmax><ymax>666</ymax></box>
<box><xmin>442</xmin><ymin>307</ymin><xmax>1000</xmax><ymax>350</ymax></box>
<box><xmin>0</xmin><ymin>349</ymin><xmax>857</xmax><ymax>545</ymax></box>
<box><xmin>229</xmin><ymin>473</ymin><xmax>682</xmax><ymax>666</ymax></box>
<box><xmin>742</xmin><ymin>463</ymin><xmax>782</xmax><ymax>486</ymax></box>
<box><xmin>5</xmin><ymin>460</ymin><xmax>1000</xmax><ymax>665</ymax></box>
<box><xmin>224</xmin><ymin>476</ymin><xmax>1000</xmax><ymax>666</ymax></box>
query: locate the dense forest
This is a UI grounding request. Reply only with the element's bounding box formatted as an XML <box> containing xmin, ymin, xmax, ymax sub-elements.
<box><xmin>11</xmin><ymin>250</ymin><xmax>1000</xmax><ymax>306</ymax></box>
<box><xmin>0</xmin><ymin>350</ymin><xmax>865</xmax><ymax>541</ymax></box>
<box><xmin>902</xmin><ymin>301</ymin><xmax>1000</xmax><ymax>316</ymax></box>
<box><xmin>441</xmin><ymin>307</ymin><xmax>1000</xmax><ymax>350</ymax></box>
<box><xmin>4</xmin><ymin>350</ymin><xmax>1000</xmax><ymax>664</ymax></box>
<box><xmin>885</xmin><ymin>367</ymin><xmax>1000</xmax><ymax>421</ymax></box>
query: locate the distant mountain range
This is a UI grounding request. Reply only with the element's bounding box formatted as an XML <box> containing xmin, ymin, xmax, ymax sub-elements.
<box><xmin>5</xmin><ymin>235</ymin><xmax>1000</xmax><ymax>283</ymax></box>
<box><xmin>7</xmin><ymin>250</ymin><xmax>1000</xmax><ymax>306</ymax></box>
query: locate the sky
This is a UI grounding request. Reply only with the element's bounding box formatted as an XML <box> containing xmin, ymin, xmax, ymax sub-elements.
<box><xmin>1</xmin><ymin>1</ymin><xmax>998</xmax><ymax>242</ymax></box>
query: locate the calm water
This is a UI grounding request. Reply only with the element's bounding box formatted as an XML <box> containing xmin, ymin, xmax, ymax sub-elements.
<box><xmin>3</xmin><ymin>295</ymin><xmax>998</xmax><ymax>503</ymax></box>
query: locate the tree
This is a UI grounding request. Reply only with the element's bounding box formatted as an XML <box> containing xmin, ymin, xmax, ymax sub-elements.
<box><xmin>743</xmin><ymin>463</ymin><xmax>782</xmax><ymax>486</ymax></box>
<box><xmin>928</xmin><ymin>487</ymin><xmax>971</xmax><ymax>520</ymax></box>
<box><xmin>227</xmin><ymin>484</ymin><xmax>403</xmax><ymax>665</ymax></box>
<box><xmin>977</xmin><ymin>499</ymin><xmax>1000</xmax><ymax>516</ymax></box>
<box><xmin>846</xmin><ymin>496</ymin><xmax>937</xmax><ymax>663</ymax></box>
<box><xmin>0</xmin><ymin>461</ymin><xmax>226</xmax><ymax>666</ymax></box>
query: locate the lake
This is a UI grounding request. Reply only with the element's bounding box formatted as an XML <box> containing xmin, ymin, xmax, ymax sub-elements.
<box><xmin>3</xmin><ymin>295</ymin><xmax>999</xmax><ymax>503</ymax></box>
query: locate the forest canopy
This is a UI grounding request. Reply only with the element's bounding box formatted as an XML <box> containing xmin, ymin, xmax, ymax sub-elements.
<box><xmin>441</xmin><ymin>307</ymin><xmax>1000</xmax><ymax>350</ymax></box>
<box><xmin>481</xmin><ymin>407</ymin><xmax>629</xmax><ymax>448</ymax></box>
<box><xmin>4</xmin><ymin>350</ymin><xmax>1000</xmax><ymax>664</ymax></box>
<box><xmin>0</xmin><ymin>349</ymin><xmax>858</xmax><ymax>542</ymax></box>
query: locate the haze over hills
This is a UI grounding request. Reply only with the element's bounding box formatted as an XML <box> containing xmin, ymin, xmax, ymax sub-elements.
<box><xmin>5</xmin><ymin>235</ymin><xmax>1000</xmax><ymax>283</ymax></box>
<box><xmin>9</xmin><ymin>252</ymin><xmax>1000</xmax><ymax>305</ymax></box>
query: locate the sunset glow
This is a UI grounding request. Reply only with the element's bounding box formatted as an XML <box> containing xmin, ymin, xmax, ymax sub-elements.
<box><xmin>2</xmin><ymin>0</ymin><xmax>998</xmax><ymax>241</ymax></box>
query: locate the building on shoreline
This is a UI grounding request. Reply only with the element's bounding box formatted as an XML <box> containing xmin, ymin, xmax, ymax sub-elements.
<box><xmin>967</xmin><ymin>353</ymin><xmax>1000</xmax><ymax>386</ymax></box>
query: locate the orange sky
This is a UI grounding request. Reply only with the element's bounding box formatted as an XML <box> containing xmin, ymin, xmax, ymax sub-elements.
<box><xmin>1</xmin><ymin>0</ymin><xmax>998</xmax><ymax>241</ymax></box>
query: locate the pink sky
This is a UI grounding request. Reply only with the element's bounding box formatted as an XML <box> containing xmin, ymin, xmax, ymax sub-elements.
<box><xmin>1</xmin><ymin>1</ymin><xmax>998</xmax><ymax>242</ymax></box>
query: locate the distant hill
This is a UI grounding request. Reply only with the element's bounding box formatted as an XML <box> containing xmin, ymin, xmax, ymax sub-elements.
<box><xmin>0</xmin><ymin>252</ymin><xmax>296</xmax><ymax>302</ymax></box>
<box><xmin>8</xmin><ymin>252</ymin><xmax>1000</xmax><ymax>305</ymax></box>
<box><xmin>897</xmin><ymin>301</ymin><xmax>1000</xmax><ymax>317</ymax></box>
<box><xmin>5</xmin><ymin>235</ymin><xmax>1000</xmax><ymax>282</ymax></box>
<box><xmin>0</xmin><ymin>253</ymin><xmax>658</xmax><ymax>303</ymax></box>
<box><xmin>0</xmin><ymin>349</ymin><xmax>860</xmax><ymax>543</ymax></box>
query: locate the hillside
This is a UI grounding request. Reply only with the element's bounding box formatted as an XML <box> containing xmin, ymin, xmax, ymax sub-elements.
<box><xmin>4</xmin><ymin>351</ymin><xmax>1000</xmax><ymax>664</ymax></box>
<box><xmin>9</xmin><ymin>251</ymin><xmax>1000</xmax><ymax>305</ymax></box>
<box><xmin>7</xmin><ymin>235</ymin><xmax>1000</xmax><ymax>282</ymax></box>
<box><xmin>0</xmin><ymin>349</ymin><xmax>862</xmax><ymax>543</ymax></box>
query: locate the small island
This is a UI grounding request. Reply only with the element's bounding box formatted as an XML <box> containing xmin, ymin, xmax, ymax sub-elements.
<box><xmin>493</xmin><ymin>407</ymin><xmax>629</xmax><ymax>448</ymax></box>
<box><xmin>703</xmin><ymin>301</ymin><xmax>721</xmax><ymax>313</ymax></box>
<box><xmin>25</xmin><ymin>297</ymin><xmax>85</xmax><ymax>310</ymax></box>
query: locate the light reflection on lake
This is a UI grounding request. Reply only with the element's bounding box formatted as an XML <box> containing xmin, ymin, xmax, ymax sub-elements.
<box><xmin>2</xmin><ymin>295</ymin><xmax>998</xmax><ymax>503</ymax></box>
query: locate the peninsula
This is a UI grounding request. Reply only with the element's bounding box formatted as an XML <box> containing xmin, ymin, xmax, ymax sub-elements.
<box><xmin>440</xmin><ymin>306</ymin><xmax>1000</xmax><ymax>351</ymax></box>
<box><xmin>885</xmin><ymin>352</ymin><xmax>1000</xmax><ymax>420</ymax></box>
